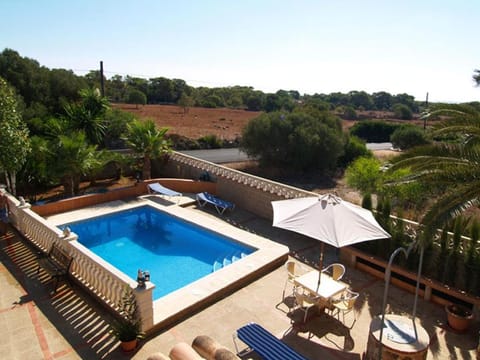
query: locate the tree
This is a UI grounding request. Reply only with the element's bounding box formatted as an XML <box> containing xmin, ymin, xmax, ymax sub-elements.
<box><xmin>18</xmin><ymin>135</ymin><xmax>50</xmax><ymax>195</ymax></box>
<box><xmin>0</xmin><ymin>49</ymin><xmax>88</xmax><ymax>120</ymax></box>
<box><xmin>349</xmin><ymin>120</ymin><xmax>398</xmax><ymax>142</ymax></box>
<box><xmin>177</xmin><ymin>93</ymin><xmax>194</xmax><ymax>115</ymax></box>
<box><xmin>349</xmin><ymin>90</ymin><xmax>374</xmax><ymax>110</ymax></box>
<box><xmin>393</xmin><ymin>103</ymin><xmax>413</xmax><ymax>120</ymax></box>
<box><xmin>0</xmin><ymin>77</ymin><xmax>31</xmax><ymax>194</ymax></box>
<box><xmin>64</xmin><ymin>88</ymin><xmax>109</xmax><ymax>145</ymax></box>
<box><xmin>390</xmin><ymin>125</ymin><xmax>429</xmax><ymax>150</ymax></box>
<box><xmin>49</xmin><ymin>131</ymin><xmax>98</xmax><ymax>196</ymax></box>
<box><xmin>339</xmin><ymin>135</ymin><xmax>371</xmax><ymax>167</ymax></box>
<box><xmin>345</xmin><ymin>156</ymin><xmax>382</xmax><ymax>195</ymax></box>
<box><xmin>148</xmin><ymin>77</ymin><xmax>174</xmax><ymax>103</ymax></box>
<box><xmin>126</xmin><ymin>89</ymin><xmax>147</xmax><ymax>109</ymax></box>
<box><xmin>245</xmin><ymin>92</ymin><xmax>265</xmax><ymax>111</ymax></box>
<box><xmin>393</xmin><ymin>93</ymin><xmax>417</xmax><ymax>112</ymax></box>
<box><xmin>241</xmin><ymin>111</ymin><xmax>344</xmax><ymax>171</ymax></box>
<box><xmin>124</xmin><ymin>119</ymin><xmax>171</xmax><ymax>180</ymax></box>
<box><xmin>372</xmin><ymin>91</ymin><xmax>393</xmax><ymax>110</ymax></box>
<box><xmin>388</xmin><ymin>104</ymin><xmax>480</xmax><ymax>236</ymax></box>
<box><xmin>102</xmin><ymin>108</ymin><xmax>135</xmax><ymax>149</ymax></box>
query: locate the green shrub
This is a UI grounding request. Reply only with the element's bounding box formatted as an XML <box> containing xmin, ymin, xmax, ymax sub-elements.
<box><xmin>343</xmin><ymin>106</ymin><xmax>357</xmax><ymax>120</ymax></box>
<box><xmin>350</xmin><ymin>120</ymin><xmax>398</xmax><ymax>142</ymax></box>
<box><xmin>361</xmin><ymin>193</ymin><xmax>372</xmax><ymax>210</ymax></box>
<box><xmin>339</xmin><ymin>135</ymin><xmax>372</xmax><ymax>167</ymax></box>
<box><xmin>390</xmin><ymin>125</ymin><xmax>429</xmax><ymax>150</ymax></box>
<box><xmin>393</xmin><ymin>103</ymin><xmax>413</xmax><ymax>120</ymax></box>
<box><xmin>241</xmin><ymin>111</ymin><xmax>344</xmax><ymax>172</ymax></box>
<box><xmin>198</xmin><ymin>134</ymin><xmax>223</xmax><ymax>149</ymax></box>
<box><xmin>345</xmin><ymin>156</ymin><xmax>382</xmax><ymax>195</ymax></box>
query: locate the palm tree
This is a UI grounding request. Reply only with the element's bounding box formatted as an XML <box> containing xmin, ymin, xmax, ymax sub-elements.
<box><xmin>50</xmin><ymin>131</ymin><xmax>99</xmax><ymax>196</ymax></box>
<box><xmin>124</xmin><ymin>119</ymin><xmax>171</xmax><ymax>180</ymax></box>
<box><xmin>389</xmin><ymin>104</ymin><xmax>480</xmax><ymax>237</ymax></box>
<box><xmin>64</xmin><ymin>88</ymin><xmax>109</xmax><ymax>145</ymax></box>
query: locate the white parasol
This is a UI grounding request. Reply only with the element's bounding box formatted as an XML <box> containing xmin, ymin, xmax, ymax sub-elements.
<box><xmin>272</xmin><ymin>193</ymin><xmax>390</xmax><ymax>289</ymax></box>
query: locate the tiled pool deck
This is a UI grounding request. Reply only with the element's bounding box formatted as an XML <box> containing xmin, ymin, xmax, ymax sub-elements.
<box><xmin>0</xmin><ymin>195</ymin><xmax>479</xmax><ymax>359</ymax></box>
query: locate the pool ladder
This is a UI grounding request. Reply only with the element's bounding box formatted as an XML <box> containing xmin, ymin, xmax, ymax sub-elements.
<box><xmin>212</xmin><ymin>251</ymin><xmax>247</xmax><ymax>272</ymax></box>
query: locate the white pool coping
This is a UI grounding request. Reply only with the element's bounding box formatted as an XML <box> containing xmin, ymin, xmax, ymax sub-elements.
<box><xmin>46</xmin><ymin>197</ymin><xmax>289</xmax><ymax>329</ymax></box>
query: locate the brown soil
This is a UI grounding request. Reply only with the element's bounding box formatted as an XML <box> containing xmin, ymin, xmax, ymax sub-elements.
<box><xmin>115</xmin><ymin>104</ymin><xmax>424</xmax><ymax>140</ymax></box>
<box><xmin>113</xmin><ymin>104</ymin><xmax>261</xmax><ymax>141</ymax></box>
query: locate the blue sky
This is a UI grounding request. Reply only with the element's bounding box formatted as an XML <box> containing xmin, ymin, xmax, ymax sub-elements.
<box><xmin>1</xmin><ymin>0</ymin><xmax>479</xmax><ymax>103</ymax></box>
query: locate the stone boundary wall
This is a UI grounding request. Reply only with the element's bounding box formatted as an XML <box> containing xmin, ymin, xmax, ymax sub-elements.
<box><xmin>163</xmin><ymin>152</ymin><xmax>315</xmax><ymax>219</ymax></box>
<box><xmin>32</xmin><ymin>178</ymin><xmax>216</xmax><ymax>217</ymax></box>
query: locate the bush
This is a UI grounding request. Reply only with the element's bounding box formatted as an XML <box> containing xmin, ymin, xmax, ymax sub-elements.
<box><xmin>390</xmin><ymin>125</ymin><xmax>429</xmax><ymax>150</ymax></box>
<box><xmin>393</xmin><ymin>103</ymin><xmax>413</xmax><ymax>120</ymax></box>
<box><xmin>198</xmin><ymin>134</ymin><xmax>223</xmax><ymax>149</ymax></box>
<box><xmin>241</xmin><ymin>111</ymin><xmax>344</xmax><ymax>172</ymax></box>
<box><xmin>343</xmin><ymin>106</ymin><xmax>357</xmax><ymax>120</ymax></box>
<box><xmin>339</xmin><ymin>135</ymin><xmax>372</xmax><ymax>167</ymax></box>
<box><xmin>345</xmin><ymin>156</ymin><xmax>382</xmax><ymax>195</ymax></box>
<box><xmin>349</xmin><ymin>120</ymin><xmax>398</xmax><ymax>142</ymax></box>
<box><xmin>126</xmin><ymin>89</ymin><xmax>147</xmax><ymax>108</ymax></box>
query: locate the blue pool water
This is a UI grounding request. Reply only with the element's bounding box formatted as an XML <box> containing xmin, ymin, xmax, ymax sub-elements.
<box><xmin>62</xmin><ymin>206</ymin><xmax>255</xmax><ymax>300</ymax></box>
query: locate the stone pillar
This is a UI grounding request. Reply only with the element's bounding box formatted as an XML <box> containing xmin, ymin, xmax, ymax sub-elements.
<box><xmin>134</xmin><ymin>282</ymin><xmax>155</xmax><ymax>332</ymax></box>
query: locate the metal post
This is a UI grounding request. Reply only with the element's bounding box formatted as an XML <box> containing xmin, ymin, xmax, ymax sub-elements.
<box><xmin>423</xmin><ymin>92</ymin><xmax>429</xmax><ymax>131</ymax></box>
<box><xmin>378</xmin><ymin>241</ymin><xmax>419</xmax><ymax>360</ymax></box>
<box><xmin>100</xmin><ymin>61</ymin><xmax>105</xmax><ymax>97</ymax></box>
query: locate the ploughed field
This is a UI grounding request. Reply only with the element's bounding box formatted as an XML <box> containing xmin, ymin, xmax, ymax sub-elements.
<box><xmin>113</xmin><ymin>103</ymin><xmax>261</xmax><ymax>141</ymax></box>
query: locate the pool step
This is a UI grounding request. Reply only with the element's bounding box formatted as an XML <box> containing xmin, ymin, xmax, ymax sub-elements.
<box><xmin>213</xmin><ymin>251</ymin><xmax>247</xmax><ymax>272</ymax></box>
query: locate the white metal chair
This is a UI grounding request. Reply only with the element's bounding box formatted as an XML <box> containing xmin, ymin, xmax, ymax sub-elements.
<box><xmin>282</xmin><ymin>260</ymin><xmax>300</xmax><ymax>301</ymax></box>
<box><xmin>322</xmin><ymin>263</ymin><xmax>345</xmax><ymax>281</ymax></box>
<box><xmin>293</xmin><ymin>287</ymin><xmax>323</xmax><ymax>323</ymax></box>
<box><xmin>330</xmin><ymin>288</ymin><xmax>359</xmax><ymax>328</ymax></box>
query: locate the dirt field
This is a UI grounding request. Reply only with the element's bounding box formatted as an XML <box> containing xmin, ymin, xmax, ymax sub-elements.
<box><xmin>114</xmin><ymin>104</ymin><xmax>419</xmax><ymax>142</ymax></box>
<box><xmin>113</xmin><ymin>104</ymin><xmax>261</xmax><ymax>141</ymax></box>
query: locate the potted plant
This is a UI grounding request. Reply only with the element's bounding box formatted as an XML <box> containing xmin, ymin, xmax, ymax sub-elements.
<box><xmin>445</xmin><ymin>303</ymin><xmax>474</xmax><ymax>333</ymax></box>
<box><xmin>110</xmin><ymin>287</ymin><xmax>145</xmax><ymax>352</ymax></box>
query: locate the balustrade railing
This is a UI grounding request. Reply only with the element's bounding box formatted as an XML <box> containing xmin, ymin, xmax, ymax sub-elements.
<box><xmin>4</xmin><ymin>192</ymin><xmax>152</xmax><ymax>329</ymax></box>
<box><xmin>18</xmin><ymin>206</ymin><xmax>65</xmax><ymax>251</ymax></box>
<box><xmin>68</xmin><ymin>241</ymin><xmax>136</xmax><ymax>309</ymax></box>
<box><xmin>169</xmin><ymin>152</ymin><xmax>311</xmax><ymax>198</ymax></box>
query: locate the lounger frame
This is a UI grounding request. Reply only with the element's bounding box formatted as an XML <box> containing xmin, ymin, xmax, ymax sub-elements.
<box><xmin>196</xmin><ymin>192</ymin><xmax>235</xmax><ymax>214</ymax></box>
<box><xmin>233</xmin><ymin>322</ymin><xmax>307</xmax><ymax>360</ymax></box>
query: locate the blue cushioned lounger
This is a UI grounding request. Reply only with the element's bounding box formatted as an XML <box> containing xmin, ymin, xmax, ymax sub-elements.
<box><xmin>235</xmin><ymin>323</ymin><xmax>308</xmax><ymax>360</ymax></box>
<box><xmin>148</xmin><ymin>183</ymin><xmax>182</xmax><ymax>197</ymax></box>
<box><xmin>196</xmin><ymin>192</ymin><xmax>235</xmax><ymax>214</ymax></box>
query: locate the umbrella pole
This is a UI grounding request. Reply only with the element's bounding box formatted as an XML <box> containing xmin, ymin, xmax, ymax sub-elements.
<box><xmin>316</xmin><ymin>242</ymin><xmax>325</xmax><ymax>292</ymax></box>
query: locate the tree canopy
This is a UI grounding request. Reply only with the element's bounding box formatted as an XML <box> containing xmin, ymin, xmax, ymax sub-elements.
<box><xmin>0</xmin><ymin>48</ymin><xmax>424</xmax><ymax>120</ymax></box>
<box><xmin>241</xmin><ymin>111</ymin><xmax>344</xmax><ymax>172</ymax></box>
<box><xmin>0</xmin><ymin>77</ymin><xmax>31</xmax><ymax>194</ymax></box>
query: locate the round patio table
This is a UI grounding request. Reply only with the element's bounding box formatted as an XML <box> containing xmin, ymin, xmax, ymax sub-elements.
<box><xmin>365</xmin><ymin>314</ymin><xmax>429</xmax><ymax>360</ymax></box>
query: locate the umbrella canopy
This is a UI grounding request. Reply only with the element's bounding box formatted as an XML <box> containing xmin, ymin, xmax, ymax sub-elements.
<box><xmin>272</xmin><ymin>193</ymin><xmax>390</xmax><ymax>247</ymax></box>
<box><xmin>272</xmin><ymin>193</ymin><xmax>390</xmax><ymax>288</ymax></box>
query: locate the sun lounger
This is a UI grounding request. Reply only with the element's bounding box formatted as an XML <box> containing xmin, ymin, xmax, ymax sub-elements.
<box><xmin>148</xmin><ymin>183</ymin><xmax>182</xmax><ymax>200</ymax></box>
<box><xmin>233</xmin><ymin>323</ymin><xmax>307</xmax><ymax>360</ymax></box>
<box><xmin>196</xmin><ymin>192</ymin><xmax>235</xmax><ymax>214</ymax></box>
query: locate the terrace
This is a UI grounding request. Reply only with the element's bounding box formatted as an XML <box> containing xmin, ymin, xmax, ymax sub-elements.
<box><xmin>1</xmin><ymin>152</ymin><xmax>479</xmax><ymax>359</ymax></box>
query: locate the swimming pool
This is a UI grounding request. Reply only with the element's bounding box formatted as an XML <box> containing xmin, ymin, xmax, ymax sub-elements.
<box><xmin>62</xmin><ymin>205</ymin><xmax>255</xmax><ymax>300</ymax></box>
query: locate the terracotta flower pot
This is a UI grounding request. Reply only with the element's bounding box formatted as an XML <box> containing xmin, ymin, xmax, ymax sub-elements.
<box><xmin>445</xmin><ymin>304</ymin><xmax>474</xmax><ymax>332</ymax></box>
<box><xmin>120</xmin><ymin>339</ymin><xmax>138</xmax><ymax>352</ymax></box>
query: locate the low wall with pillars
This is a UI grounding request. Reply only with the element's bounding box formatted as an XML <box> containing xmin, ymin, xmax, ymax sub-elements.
<box><xmin>3</xmin><ymin>191</ymin><xmax>154</xmax><ymax>332</ymax></box>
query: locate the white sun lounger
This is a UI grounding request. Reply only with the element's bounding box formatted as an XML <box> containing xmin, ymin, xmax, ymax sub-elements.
<box><xmin>196</xmin><ymin>192</ymin><xmax>235</xmax><ymax>215</ymax></box>
<box><xmin>148</xmin><ymin>183</ymin><xmax>182</xmax><ymax>200</ymax></box>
